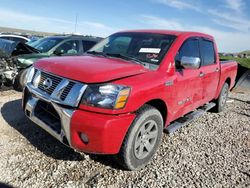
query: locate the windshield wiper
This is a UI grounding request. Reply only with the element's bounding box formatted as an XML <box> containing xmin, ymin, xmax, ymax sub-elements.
<box><xmin>86</xmin><ymin>51</ymin><xmax>145</xmax><ymax>65</ymax></box>
<box><xmin>86</xmin><ymin>51</ymin><xmax>107</xmax><ymax>57</ymax></box>
<box><xmin>106</xmin><ymin>53</ymin><xmax>143</xmax><ymax>65</ymax></box>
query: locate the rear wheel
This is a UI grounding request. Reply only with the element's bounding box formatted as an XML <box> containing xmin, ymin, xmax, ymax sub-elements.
<box><xmin>116</xmin><ymin>104</ymin><xmax>163</xmax><ymax>170</ymax></box>
<box><xmin>214</xmin><ymin>82</ymin><xmax>229</xmax><ymax>112</ymax></box>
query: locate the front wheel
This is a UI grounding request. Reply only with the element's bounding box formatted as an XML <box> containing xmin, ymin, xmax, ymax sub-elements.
<box><xmin>214</xmin><ymin>82</ymin><xmax>229</xmax><ymax>112</ymax></box>
<box><xmin>13</xmin><ymin>69</ymin><xmax>28</xmax><ymax>91</ymax></box>
<box><xmin>116</xmin><ymin>104</ymin><xmax>163</xmax><ymax>170</ymax></box>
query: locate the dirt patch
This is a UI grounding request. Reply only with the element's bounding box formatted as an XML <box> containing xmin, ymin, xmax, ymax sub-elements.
<box><xmin>0</xmin><ymin>86</ymin><xmax>16</xmax><ymax>96</ymax></box>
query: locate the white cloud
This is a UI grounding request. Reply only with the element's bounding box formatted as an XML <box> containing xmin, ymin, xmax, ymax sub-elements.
<box><xmin>225</xmin><ymin>0</ymin><xmax>244</xmax><ymax>12</ymax></box>
<box><xmin>140</xmin><ymin>15</ymin><xmax>250</xmax><ymax>52</ymax></box>
<box><xmin>208</xmin><ymin>9</ymin><xmax>250</xmax><ymax>32</ymax></box>
<box><xmin>207</xmin><ymin>0</ymin><xmax>250</xmax><ymax>33</ymax></box>
<box><xmin>0</xmin><ymin>9</ymin><xmax>115</xmax><ymax>37</ymax></box>
<box><xmin>153</xmin><ymin>0</ymin><xmax>249</xmax><ymax>33</ymax></box>
<box><xmin>154</xmin><ymin>0</ymin><xmax>200</xmax><ymax>11</ymax></box>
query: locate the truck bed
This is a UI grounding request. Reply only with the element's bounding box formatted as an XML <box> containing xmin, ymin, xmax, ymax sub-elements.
<box><xmin>219</xmin><ymin>60</ymin><xmax>238</xmax><ymax>92</ymax></box>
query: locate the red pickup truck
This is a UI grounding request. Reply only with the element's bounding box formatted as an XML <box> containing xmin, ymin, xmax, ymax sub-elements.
<box><xmin>22</xmin><ymin>30</ymin><xmax>237</xmax><ymax>170</ymax></box>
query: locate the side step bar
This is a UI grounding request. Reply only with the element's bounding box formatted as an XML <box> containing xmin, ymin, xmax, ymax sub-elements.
<box><xmin>165</xmin><ymin>102</ymin><xmax>216</xmax><ymax>134</ymax></box>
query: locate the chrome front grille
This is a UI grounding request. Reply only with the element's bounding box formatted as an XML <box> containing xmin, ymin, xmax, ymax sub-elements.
<box><xmin>28</xmin><ymin>69</ymin><xmax>87</xmax><ymax>107</ymax></box>
<box><xmin>38</xmin><ymin>72</ymin><xmax>63</xmax><ymax>95</ymax></box>
<box><xmin>60</xmin><ymin>81</ymin><xmax>75</xmax><ymax>101</ymax></box>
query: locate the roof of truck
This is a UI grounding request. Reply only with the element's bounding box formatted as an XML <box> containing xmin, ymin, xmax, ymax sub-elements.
<box><xmin>117</xmin><ymin>29</ymin><xmax>213</xmax><ymax>39</ymax></box>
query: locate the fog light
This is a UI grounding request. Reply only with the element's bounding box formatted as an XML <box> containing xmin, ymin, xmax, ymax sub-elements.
<box><xmin>25</xmin><ymin>110</ymin><xmax>30</xmax><ymax>117</ymax></box>
<box><xmin>80</xmin><ymin>133</ymin><xmax>89</xmax><ymax>144</ymax></box>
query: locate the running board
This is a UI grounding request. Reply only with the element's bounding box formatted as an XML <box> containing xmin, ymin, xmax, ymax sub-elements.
<box><xmin>165</xmin><ymin>102</ymin><xmax>216</xmax><ymax>134</ymax></box>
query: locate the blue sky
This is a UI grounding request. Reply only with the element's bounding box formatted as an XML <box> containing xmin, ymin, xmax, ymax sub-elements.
<box><xmin>0</xmin><ymin>0</ymin><xmax>249</xmax><ymax>52</ymax></box>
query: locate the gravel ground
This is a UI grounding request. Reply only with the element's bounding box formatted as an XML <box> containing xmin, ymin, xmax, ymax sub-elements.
<box><xmin>0</xmin><ymin>90</ymin><xmax>249</xmax><ymax>188</ymax></box>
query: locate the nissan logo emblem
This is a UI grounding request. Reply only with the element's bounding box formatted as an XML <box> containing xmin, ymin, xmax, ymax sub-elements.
<box><xmin>42</xmin><ymin>78</ymin><xmax>53</xmax><ymax>90</ymax></box>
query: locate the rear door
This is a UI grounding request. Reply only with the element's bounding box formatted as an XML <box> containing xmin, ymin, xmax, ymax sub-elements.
<box><xmin>173</xmin><ymin>37</ymin><xmax>203</xmax><ymax>118</ymax></box>
<box><xmin>199</xmin><ymin>39</ymin><xmax>220</xmax><ymax>103</ymax></box>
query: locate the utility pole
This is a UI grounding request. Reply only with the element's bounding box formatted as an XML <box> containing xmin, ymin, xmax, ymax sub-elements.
<box><xmin>74</xmin><ymin>13</ymin><xmax>78</xmax><ymax>33</ymax></box>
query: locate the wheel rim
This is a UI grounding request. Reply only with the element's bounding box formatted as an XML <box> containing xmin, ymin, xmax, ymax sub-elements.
<box><xmin>134</xmin><ymin>120</ymin><xmax>158</xmax><ymax>159</ymax></box>
<box><xmin>221</xmin><ymin>86</ymin><xmax>228</xmax><ymax>107</ymax></box>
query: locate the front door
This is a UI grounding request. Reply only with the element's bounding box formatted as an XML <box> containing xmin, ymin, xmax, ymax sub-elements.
<box><xmin>172</xmin><ymin>37</ymin><xmax>203</xmax><ymax>119</ymax></box>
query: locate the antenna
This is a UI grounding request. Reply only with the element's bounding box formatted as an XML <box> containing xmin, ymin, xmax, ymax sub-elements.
<box><xmin>74</xmin><ymin>13</ymin><xmax>78</xmax><ymax>33</ymax></box>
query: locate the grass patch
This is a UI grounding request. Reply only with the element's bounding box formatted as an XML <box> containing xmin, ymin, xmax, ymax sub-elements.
<box><xmin>220</xmin><ymin>56</ymin><xmax>250</xmax><ymax>69</ymax></box>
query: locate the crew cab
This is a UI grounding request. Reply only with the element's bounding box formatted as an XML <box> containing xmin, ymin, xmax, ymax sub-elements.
<box><xmin>22</xmin><ymin>30</ymin><xmax>237</xmax><ymax>170</ymax></box>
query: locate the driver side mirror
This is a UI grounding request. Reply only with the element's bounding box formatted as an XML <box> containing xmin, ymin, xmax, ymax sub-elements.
<box><xmin>180</xmin><ymin>56</ymin><xmax>201</xmax><ymax>69</ymax></box>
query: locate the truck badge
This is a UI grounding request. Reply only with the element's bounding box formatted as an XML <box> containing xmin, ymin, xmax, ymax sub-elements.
<box><xmin>42</xmin><ymin>78</ymin><xmax>53</xmax><ymax>90</ymax></box>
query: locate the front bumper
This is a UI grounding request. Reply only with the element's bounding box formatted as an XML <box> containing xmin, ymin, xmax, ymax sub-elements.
<box><xmin>23</xmin><ymin>86</ymin><xmax>135</xmax><ymax>154</ymax></box>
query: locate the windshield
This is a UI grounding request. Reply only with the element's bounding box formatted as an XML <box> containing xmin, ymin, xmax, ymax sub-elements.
<box><xmin>88</xmin><ymin>32</ymin><xmax>176</xmax><ymax>69</ymax></box>
<box><xmin>30</xmin><ymin>37</ymin><xmax>63</xmax><ymax>53</ymax></box>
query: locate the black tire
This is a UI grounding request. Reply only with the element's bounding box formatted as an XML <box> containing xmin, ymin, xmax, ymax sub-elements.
<box><xmin>214</xmin><ymin>82</ymin><xmax>229</xmax><ymax>113</ymax></box>
<box><xmin>13</xmin><ymin>68</ymin><xmax>28</xmax><ymax>91</ymax></box>
<box><xmin>116</xmin><ymin>104</ymin><xmax>163</xmax><ymax>170</ymax></box>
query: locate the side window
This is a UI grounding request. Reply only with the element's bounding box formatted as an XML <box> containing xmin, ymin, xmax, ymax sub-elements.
<box><xmin>200</xmin><ymin>39</ymin><xmax>215</xmax><ymax>66</ymax></box>
<box><xmin>55</xmin><ymin>40</ymin><xmax>80</xmax><ymax>55</ymax></box>
<box><xmin>175</xmin><ymin>38</ymin><xmax>200</xmax><ymax>64</ymax></box>
<box><xmin>82</xmin><ymin>40</ymin><xmax>97</xmax><ymax>52</ymax></box>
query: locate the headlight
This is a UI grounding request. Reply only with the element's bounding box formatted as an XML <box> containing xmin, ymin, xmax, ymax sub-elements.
<box><xmin>81</xmin><ymin>84</ymin><xmax>130</xmax><ymax>109</ymax></box>
<box><xmin>24</xmin><ymin>66</ymin><xmax>35</xmax><ymax>85</ymax></box>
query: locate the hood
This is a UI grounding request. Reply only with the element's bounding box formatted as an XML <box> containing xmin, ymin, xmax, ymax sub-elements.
<box><xmin>0</xmin><ymin>39</ymin><xmax>38</xmax><ymax>57</ymax></box>
<box><xmin>18</xmin><ymin>53</ymin><xmax>49</xmax><ymax>59</ymax></box>
<box><xmin>34</xmin><ymin>55</ymin><xmax>148</xmax><ymax>83</ymax></box>
<box><xmin>17</xmin><ymin>53</ymin><xmax>50</xmax><ymax>69</ymax></box>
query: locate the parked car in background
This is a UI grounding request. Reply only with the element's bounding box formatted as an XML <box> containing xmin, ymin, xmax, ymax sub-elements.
<box><xmin>13</xmin><ymin>34</ymin><xmax>102</xmax><ymax>90</ymax></box>
<box><xmin>22</xmin><ymin>30</ymin><xmax>237</xmax><ymax>170</ymax></box>
<box><xmin>0</xmin><ymin>34</ymin><xmax>30</xmax><ymax>43</ymax></box>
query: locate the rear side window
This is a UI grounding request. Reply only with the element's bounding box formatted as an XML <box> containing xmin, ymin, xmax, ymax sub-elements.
<box><xmin>200</xmin><ymin>39</ymin><xmax>215</xmax><ymax>66</ymax></box>
<box><xmin>175</xmin><ymin>38</ymin><xmax>200</xmax><ymax>63</ymax></box>
<box><xmin>82</xmin><ymin>40</ymin><xmax>97</xmax><ymax>51</ymax></box>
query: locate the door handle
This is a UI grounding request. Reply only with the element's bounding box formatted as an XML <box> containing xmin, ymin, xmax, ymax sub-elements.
<box><xmin>215</xmin><ymin>68</ymin><xmax>220</xmax><ymax>72</ymax></box>
<box><xmin>199</xmin><ymin>72</ymin><xmax>205</xmax><ymax>77</ymax></box>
